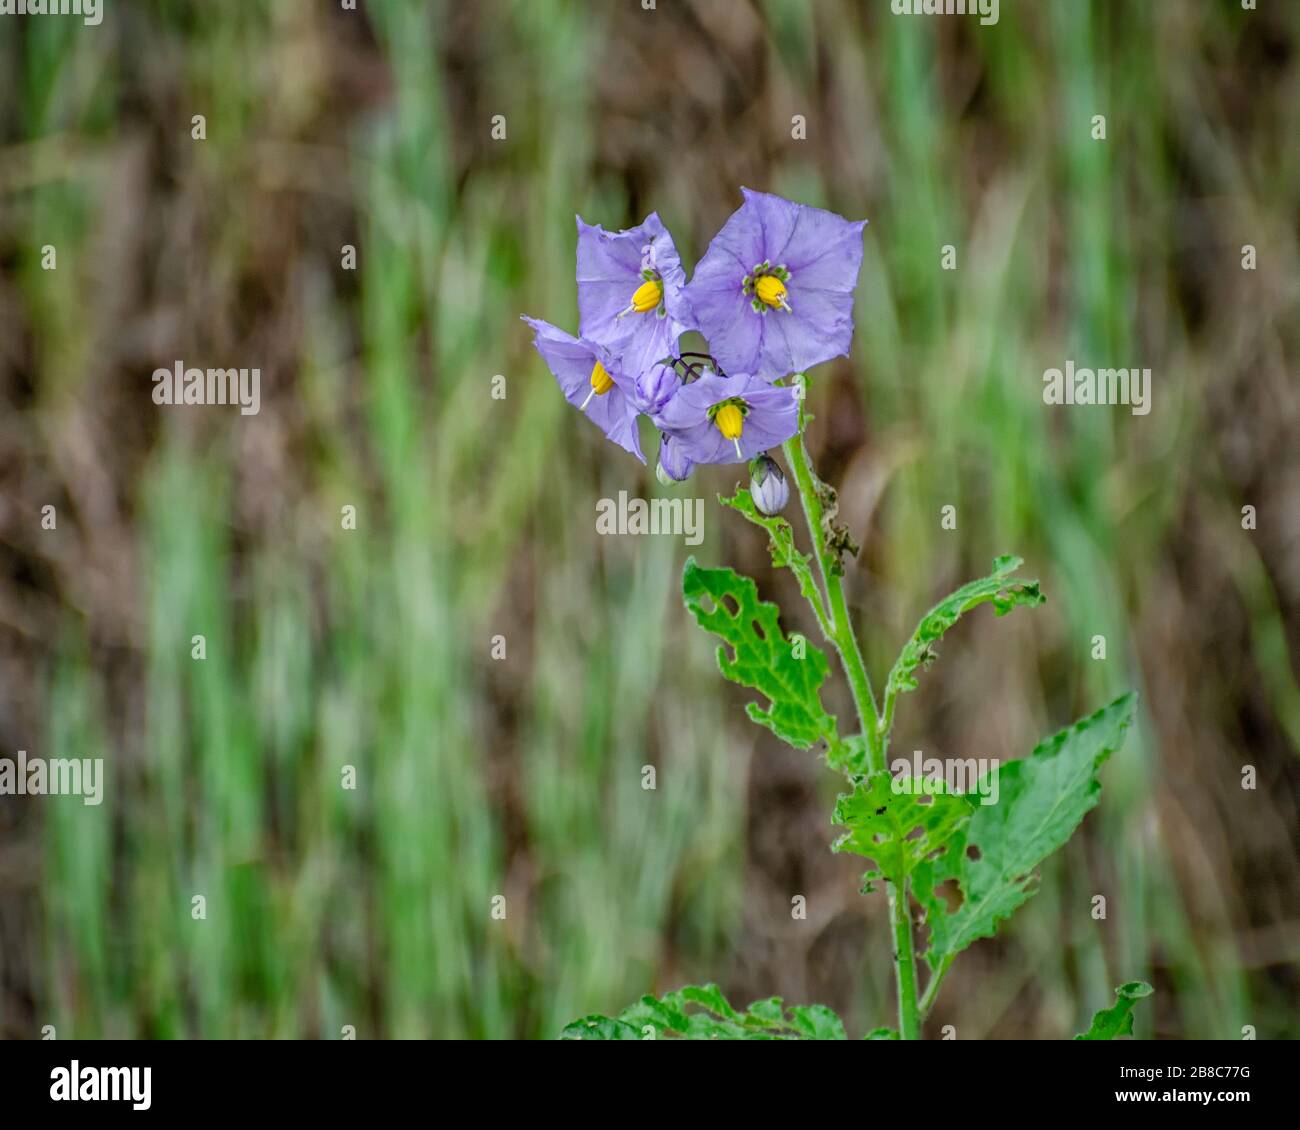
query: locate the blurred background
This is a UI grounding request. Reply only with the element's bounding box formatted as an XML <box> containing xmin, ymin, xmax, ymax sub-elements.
<box><xmin>0</xmin><ymin>0</ymin><xmax>1297</xmax><ymax>1040</ymax></box>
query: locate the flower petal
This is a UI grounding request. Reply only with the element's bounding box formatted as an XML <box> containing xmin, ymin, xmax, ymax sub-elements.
<box><xmin>655</xmin><ymin>372</ymin><xmax>798</xmax><ymax>465</ymax></box>
<box><xmin>685</xmin><ymin>189</ymin><xmax>866</xmax><ymax>381</ymax></box>
<box><xmin>657</xmin><ymin>432</ymin><xmax>695</xmax><ymax>481</ymax></box>
<box><xmin>522</xmin><ymin>316</ymin><xmax>645</xmax><ymax>462</ymax></box>
<box><xmin>577</xmin><ymin>212</ymin><xmax>692</xmax><ymax>361</ymax></box>
<box><xmin>684</xmin><ymin>278</ymin><xmax>761</xmax><ymax>375</ymax></box>
<box><xmin>739</xmin><ymin>186</ymin><xmax>801</xmax><ymax>264</ymax></box>
<box><xmin>759</xmin><ymin>286</ymin><xmax>857</xmax><ymax>375</ymax></box>
<box><xmin>587</xmin><ymin>384</ymin><xmax>645</xmax><ymax>462</ymax></box>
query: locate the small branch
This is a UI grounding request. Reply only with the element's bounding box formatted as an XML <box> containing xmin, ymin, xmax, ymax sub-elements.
<box><xmin>919</xmin><ymin>955</ymin><xmax>953</xmax><ymax>1019</ymax></box>
<box><xmin>803</xmin><ymin>581</ymin><xmax>835</xmax><ymax>643</ymax></box>
<box><xmin>878</xmin><ymin>686</ymin><xmax>898</xmax><ymax>761</ymax></box>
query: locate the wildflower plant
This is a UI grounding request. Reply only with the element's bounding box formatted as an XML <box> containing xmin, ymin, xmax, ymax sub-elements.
<box><xmin>526</xmin><ymin>189</ymin><xmax>1148</xmax><ymax>1041</ymax></box>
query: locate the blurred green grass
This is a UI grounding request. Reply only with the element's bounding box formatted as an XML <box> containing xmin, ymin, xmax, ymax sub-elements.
<box><xmin>2</xmin><ymin>0</ymin><xmax>1297</xmax><ymax>1039</ymax></box>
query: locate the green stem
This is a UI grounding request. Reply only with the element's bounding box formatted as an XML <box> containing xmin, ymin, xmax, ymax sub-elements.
<box><xmin>826</xmin><ymin>572</ymin><xmax>881</xmax><ymax>766</ymax></box>
<box><xmin>798</xmin><ymin>568</ymin><xmax>836</xmax><ymax>644</ymax></box>
<box><xmin>781</xmin><ymin>396</ymin><xmax>922</xmax><ymax>1039</ymax></box>
<box><xmin>889</xmin><ymin>882</ymin><xmax>921</xmax><ymax>1040</ymax></box>
<box><xmin>780</xmin><ymin>432</ymin><xmax>882</xmax><ymax>772</ymax></box>
<box><xmin>879</xmin><ymin>688</ymin><xmax>898</xmax><ymax>761</ymax></box>
<box><xmin>919</xmin><ymin>954</ymin><xmax>953</xmax><ymax>1018</ymax></box>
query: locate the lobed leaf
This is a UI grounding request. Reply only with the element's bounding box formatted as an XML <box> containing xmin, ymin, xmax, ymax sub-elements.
<box><xmin>914</xmin><ymin>693</ymin><xmax>1138</xmax><ymax>970</ymax></box>
<box><xmin>682</xmin><ymin>557</ymin><xmax>836</xmax><ymax>750</ymax></box>
<box><xmin>827</xmin><ymin>733</ymin><xmax>871</xmax><ymax>777</ymax></box>
<box><xmin>559</xmin><ymin>1015</ymin><xmax>644</xmax><ymax>1040</ymax></box>
<box><xmin>1074</xmin><ymin>981</ymin><xmax>1153</xmax><ymax>1040</ymax></box>
<box><xmin>833</xmin><ymin>770</ymin><xmax>976</xmax><ymax>891</ymax></box>
<box><xmin>885</xmin><ymin>555</ymin><xmax>1045</xmax><ymax>704</ymax></box>
<box><xmin>560</xmin><ymin>983</ymin><xmax>847</xmax><ymax>1040</ymax></box>
<box><xmin>719</xmin><ymin>486</ymin><xmax>824</xmax><ymax>617</ymax></box>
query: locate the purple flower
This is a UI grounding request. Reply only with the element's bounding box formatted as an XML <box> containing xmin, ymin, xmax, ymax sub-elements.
<box><xmin>634</xmin><ymin>361</ymin><xmax>681</xmax><ymax>416</ymax></box>
<box><xmin>654</xmin><ymin>372</ymin><xmax>799</xmax><ymax>465</ymax></box>
<box><xmin>522</xmin><ymin>316</ymin><xmax>644</xmax><ymax>462</ymax></box>
<box><xmin>655</xmin><ymin>432</ymin><xmax>695</xmax><ymax>485</ymax></box>
<box><xmin>576</xmin><ymin>212</ymin><xmax>692</xmax><ymax>380</ymax></box>
<box><xmin>684</xmin><ymin>188</ymin><xmax>867</xmax><ymax>382</ymax></box>
<box><xmin>749</xmin><ymin>453</ymin><xmax>789</xmax><ymax>514</ymax></box>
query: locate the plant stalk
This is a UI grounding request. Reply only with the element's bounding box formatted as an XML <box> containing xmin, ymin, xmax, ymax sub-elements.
<box><xmin>780</xmin><ymin>432</ymin><xmax>882</xmax><ymax>772</ymax></box>
<box><xmin>781</xmin><ymin>410</ymin><xmax>922</xmax><ymax>1040</ymax></box>
<box><xmin>889</xmin><ymin>882</ymin><xmax>922</xmax><ymax>1040</ymax></box>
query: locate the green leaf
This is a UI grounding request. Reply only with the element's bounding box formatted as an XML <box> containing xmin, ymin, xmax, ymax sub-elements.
<box><xmin>682</xmin><ymin>557</ymin><xmax>836</xmax><ymax>750</ymax></box>
<box><xmin>787</xmin><ymin>1004</ymin><xmax>849</xmax><ymax>1040</ymax></box>
<box><xmin>719</xmin><ymin>486</ymin><xmax>824</xmax><ymax>615</ymax></box>
<box><xmin>885</xmin><ymin>555</ymin><xmax>1045</xmax><ymax>705</ymax></box>
<box><xmin>865</xmin><ymin>1026</ymin><xmax>899</xmax><ymax>1040</ymax></box>
<box><xmin>914</xmin><ymin>693</ymin><xmax>1138</xmax><ymax>968</ymax></box>
<box><xmin>559</xmin><ymin>984</ymin><xmax>847</xmax><ymax>1040</ymax></box>
<box><xmin>833</xmin><ymin>770</ymin><xmax>976</xmax><ymax>891</ymax></box>
<box><xmin>1074</xmin><ymin>981</ymin><xmax>1153</xmax><ymax>1040</ymax></box>
<box><xmin>827</xmin><ymin>733</ymin><xmax>871</xmax><ymax>777</ymax></box>
<box><xmin>559</xmin><ymin>1015</ymin><xmax>645</xmax><ymax>1040</ymax></box>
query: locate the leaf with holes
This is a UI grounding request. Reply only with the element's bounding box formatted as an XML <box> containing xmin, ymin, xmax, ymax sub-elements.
<box><xmin>560</xmin><ymin>983</ymin><xmax>847</xmax><ymax>1040</ymax></box>
<box><xmin>833</xmin><ymin>770</ymin><xmax>976</xmax><ymax>892</ymax></box>
<box><xmin>913</xmin><ymin>693</ymin><xmax>1137</xmax><ymax>969</ymax></box>
<box><xmin>1075</xmin><ymin>981</ymin><xmax>1153</xmax><ymax>1040</ymax></box>
<box><xmin>885</xmin><ymin>555</ymin><xmax>1045</xmax><ymax>705</ymax></box>
<box><xmin>682</xmin><ymin>557</ymin><xmax>836</xmax><ymax>750</ymax></box>
<box><xmin>827</xmin><ymin>733</ymin><xmax>871</xmax><ymax>778</ymax></box>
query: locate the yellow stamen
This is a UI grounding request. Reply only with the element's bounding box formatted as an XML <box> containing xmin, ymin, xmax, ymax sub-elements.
<box><xmin>715</xmin><ymin>403</ymin><xmax>744</xmax><ymax>457</ymax></box>
<box><xmin>630</xmin><ymin>278</ymin><xmax>663</xmax><ymax>313</ymax></box>
<box><xmin>754</xmin><ymin>274</ymin><xmax>787</xmax><ymax>309</ymax></box>
<box><xmin>715</xmin><ymin>403</ymin><xmax>743</xmax><ymax>440</ymax></box>
<box><xmin>590</xmin><ymin>359</ymin><xmax>614</xmax><ymax>395</ymax></box>
<box><xmin>581</xmin><ymin>359</ymin><xmax>614</xmax><ymax>409</ymax></box>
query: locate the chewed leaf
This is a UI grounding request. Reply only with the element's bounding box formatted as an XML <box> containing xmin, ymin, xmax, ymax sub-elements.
<box><xmin>914</xmin><ymin>693</ymin><xmax>1137</xmax><ymax>969</ymax></box>
<box><xmin>827</xmin><ymin>733</ymin><xmax>871</xmax><ymax>777</ymax></box>
<box><xmin>833</xmin><ymin>771</ymin><xmax>976</xmax><ymax>891</ymax></box>
<box><xmin>559</xmin><ymin>983</ymin><xmax>847</xmax><ymax>1040</ymax></box>
<box><xmin>885</xmin><ymin>556</ymin><xmax>1044</xmax><ymax>702</ymax></box>
<box><xmin>682</xmin><ymin>557</ymin><xmax>835</xmax><ymax>750</ymax></box>
<box><xmin>787</xmin><ymin>1004</ymin><xmax>849</xmax><ymax>1040</ymax></box>
<box><xmin>1074</xmin><ymin>981</ymin><xmax>1153</xmax><ymax>1040</ymax></box>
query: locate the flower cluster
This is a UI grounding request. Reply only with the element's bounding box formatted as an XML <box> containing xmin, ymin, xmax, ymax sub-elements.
<box><xmin>523</xmin><ymin>188</ymin><xmax>867</xmax><ymax>506</ymax></box>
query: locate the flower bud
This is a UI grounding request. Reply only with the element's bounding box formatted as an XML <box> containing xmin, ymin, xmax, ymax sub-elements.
<box><xmin>635</xmin><ymin>363</ymin><xmax>681</xmax><ymax>416</ymax></box>
<box><xmin>749</xmin><ymin>453</ymin><xmax>788</xmax><ymax>514</ymax></box>
<box><xmin>657</xmin><ymin>434</ymin><xmax>694</xmax><ymax>484</ymax></box>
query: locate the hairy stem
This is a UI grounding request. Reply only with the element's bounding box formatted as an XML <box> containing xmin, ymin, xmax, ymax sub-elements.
<box><xmin>919</xmin><ymin>954</ymin><xmax>953</xmax><ymax>1018</ymax></box>
<box><xmin>781</xmin><ymin>394</ymin><xmax>922</xmax><ymax>1039</ymax></box>
<box><xmin>780</xmin><ymin>431</ymin><xmax>882</xmax><ymax>771</ymax></box>
<box><xmin>879</xmin><ymin>687</ymin><xmax>899</xmax><ymax>760</ymax></box>
<box><xmin>889</xmin><ymin>883</ymin><xmax>922</xmax><ymax>1040</ymax></box>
